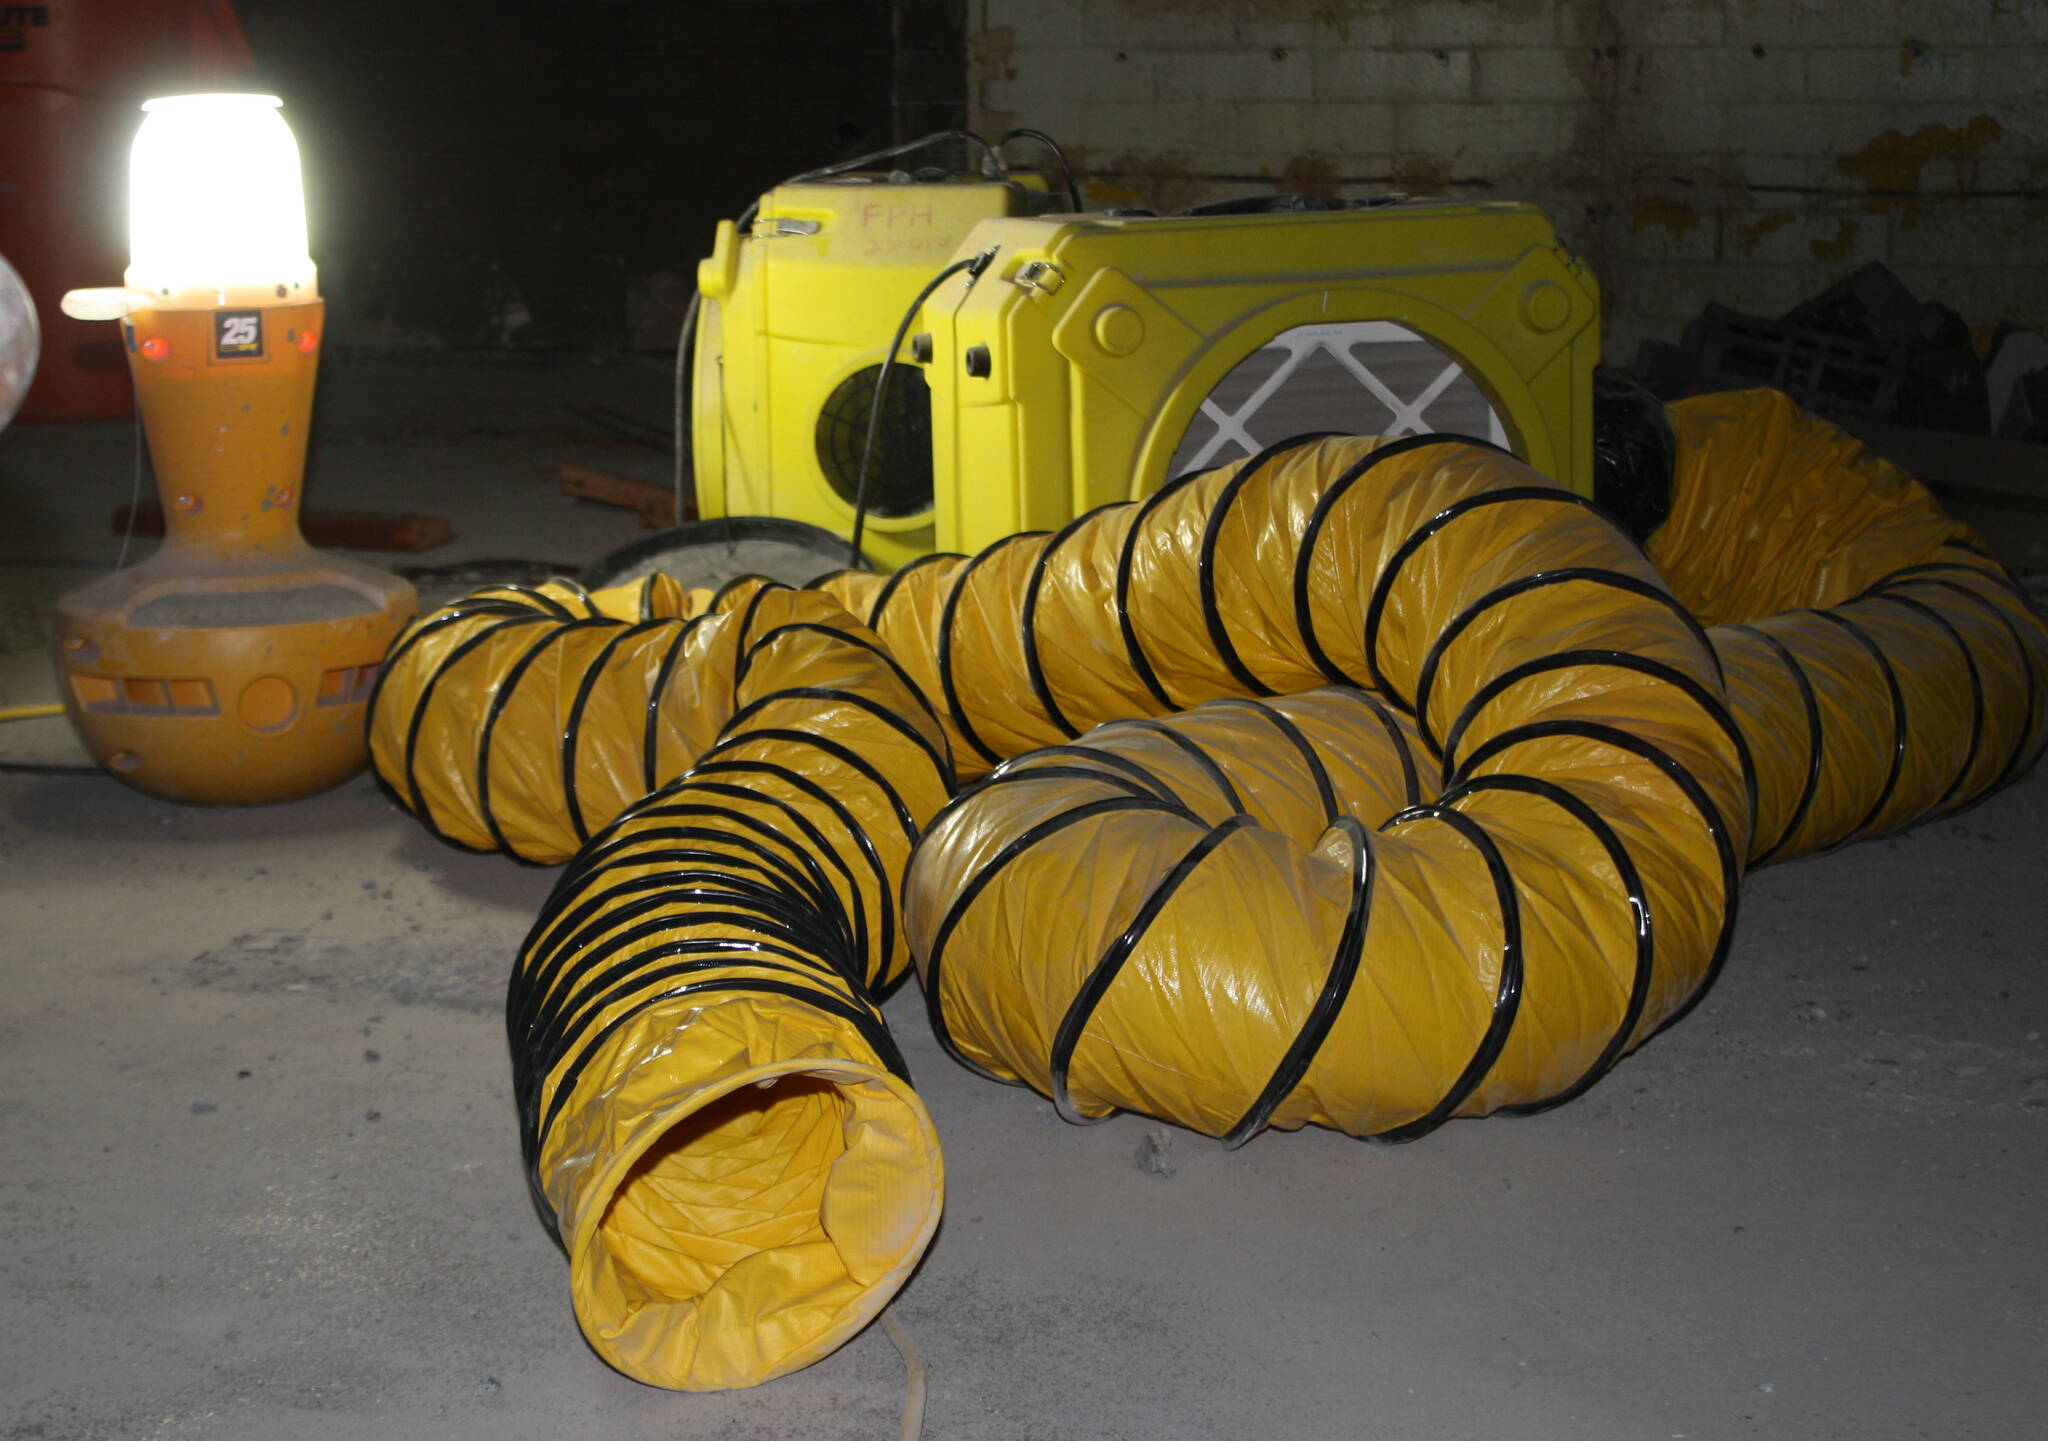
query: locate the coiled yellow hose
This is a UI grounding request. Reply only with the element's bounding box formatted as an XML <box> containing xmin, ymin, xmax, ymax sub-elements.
<box><xmin>874</xmin><ymin>397</ymin><xmax>2042</xmax><ymax>1148</ymax></box>
<box><xmin>372</xmin><ymin>575</ymin><xmax>954</xmax><ymax>1387</ymax></box>
<box><xmin>1653</xmin><ymin>391</ymin><xmax>2043</xmax><ymax>860</ymax></box>
<box><xmin>368</xmin><ymin>389</ymin><xmax>2047</xmax><ymax>1390</ymax></box>
<box><xmin>831</xmin><ymin>431</ymin><xmax>1751</xmax><ymax>1141</ymax></box>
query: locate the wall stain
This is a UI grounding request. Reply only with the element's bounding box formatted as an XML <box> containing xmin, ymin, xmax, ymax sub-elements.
<box><xmin>1632</xmin><ymin>195</ymin><xmax>1699</xmax><ymax>242</ymax></box>
<box><xmin>1279</xmin><ymin>152</ymin><xmax>1342</xmax><ymax>199</ymax></box>
<box><xmin>1084</xmin><ymin>152</ymin><xmax>1210</xmax><ymax>214</ymax></box>
<box><xmin>1810</xmin><ymin>218</ymin><xmax>1860</xmax><ymax>262</ymax></box>
<box><xmin>1392</xmin><ymin>153</ymin><xmax>1454</xmax><ymax>197</ymax></box>
<box><xmin>1837</xmin><ymin>116</ymin><xmax>2003</xmax><ymax>230</ymax></box>
<box><xmin>1308</xmin><ymin>2</ymin><xmax>1363</xmax><ymax>42</ymax></box>
<box><xmin>1728</xmin><ymin>213</ymin><xmax>1792</xmax><ymax>258</ymax></box>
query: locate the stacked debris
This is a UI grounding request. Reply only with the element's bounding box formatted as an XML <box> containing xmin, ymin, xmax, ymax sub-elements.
<box><xmin>1636</xmin><ymin>266</ymin><xmax>2048</xmax><ymax>587</ymax></box>
<box><xmin>1639</xmin><ymin>262</ymin><xmax>1992</xmax><ymax>433</ymax></box>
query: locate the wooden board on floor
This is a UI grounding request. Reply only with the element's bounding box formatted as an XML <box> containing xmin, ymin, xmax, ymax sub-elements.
<box><xmin>558</xmin><ymin>465</ymin><xmax>689</xmax><ymax>528</ymax></box>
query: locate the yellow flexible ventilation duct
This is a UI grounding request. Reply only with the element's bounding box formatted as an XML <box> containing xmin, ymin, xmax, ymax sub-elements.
<box><xmin>873</xmin><ymin>399</ymin><xmax>2043</xmax><ymax>1142</ymax></box>
<box><xmin>1652</xmin><ymin>391</ymin><xmax>2043</xmax><ymax>861</ymax></box>
<box><xmin>371</xmin><ymin>576</ymin><xmax>954</xmax><ymax>1387</ymax></box>
<box><xmin>368</xmin><ymin>389</ymin><xmax>2047</xmax><ymax>1390</ymax></box>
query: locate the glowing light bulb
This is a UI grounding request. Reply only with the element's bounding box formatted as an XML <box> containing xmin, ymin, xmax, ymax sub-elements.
<box><xmin>124</xmin><ymin>94</ymin><xmax>317</xmax><ymax>308</ymax></box>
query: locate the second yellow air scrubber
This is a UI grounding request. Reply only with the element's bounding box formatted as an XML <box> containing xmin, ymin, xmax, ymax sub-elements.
<box><xmin>695</xmin><ymin>191</ymin><xmax>1601</xmax><ymax>568</ymax></box>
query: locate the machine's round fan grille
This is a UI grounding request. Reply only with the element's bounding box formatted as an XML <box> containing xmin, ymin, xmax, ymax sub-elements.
<box><xmin>815</xmin><ymin>364</ymin><xmax>934</xmax><ymax>519</ymax></box>
<box><xmin>1167</xmin><ymin>320</ymin><xmax>1512</xmax><ymax>479</ymax></box>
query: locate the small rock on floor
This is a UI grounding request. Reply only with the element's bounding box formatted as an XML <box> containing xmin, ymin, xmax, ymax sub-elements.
<box><xmin>1133</xmin><ymin>1127</ymin><xmax>1177</xmax><ymax>1178</ymax></box>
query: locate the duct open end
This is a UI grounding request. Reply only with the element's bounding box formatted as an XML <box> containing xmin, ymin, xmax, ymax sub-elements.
<box><xmin>555</xmin><ymin>995</ymin><xmax>942</xmax><ymax>1391</ymax></box>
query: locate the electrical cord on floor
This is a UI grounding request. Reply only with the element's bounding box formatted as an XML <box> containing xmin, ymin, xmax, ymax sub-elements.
<box><xmin>0</xmin><ymin>703</ymin><xmax>105</xmax><ymax>777</ymax></box>
<box><xmin>848</xmin><ymin>247</ymin><xmax>999</xmax><ymax>567</ymax></box>
<box><xmin>880</xmin><ymin>1310</ymin><xmax>928</xmax><ymax>1441</ymax></box>
<box><xmin>999</xmin><ymin>126</ymin><xmax>1084</xmax><ymax>211</ymax></box>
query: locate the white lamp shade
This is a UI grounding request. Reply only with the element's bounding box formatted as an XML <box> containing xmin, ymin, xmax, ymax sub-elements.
<box><xmin>124</xmin><ymin>94</ymin><xmax>318</xmax><ymax>308</ymax></box>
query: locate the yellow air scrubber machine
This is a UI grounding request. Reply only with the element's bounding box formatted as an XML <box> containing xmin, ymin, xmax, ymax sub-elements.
<box><xmin>55</xmin><ymin>95</ymin><xmax>415</xmax><ymax>804</ymax></box>
<box><xmin>692</xmin><ymin>190</ymin><xmax>1601</xmax><ymax>568</ymax></box>
<box><xmin>692</xmin><ymin>162</ymin><xmax>1061</xmax><ymax>571</ymax></box>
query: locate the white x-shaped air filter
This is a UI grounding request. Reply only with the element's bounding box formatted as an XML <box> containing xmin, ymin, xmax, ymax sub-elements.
<box><xmin>1169</xmin><ymin>321</ymin><xmax>1510</xmax><ymax>477</ymax></box>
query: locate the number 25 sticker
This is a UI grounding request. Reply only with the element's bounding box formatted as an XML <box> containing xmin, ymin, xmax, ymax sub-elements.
<box><xmin>214</xmin><ymin>310</ymin><xmax>264</xmax><ymax>360</ymax></box>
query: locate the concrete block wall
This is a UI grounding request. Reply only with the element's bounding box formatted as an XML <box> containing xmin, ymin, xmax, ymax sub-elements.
<box><xmin>969</xmin><ymin>0</ymin><xmax>2048</xmax><ymax>363</ymax></box>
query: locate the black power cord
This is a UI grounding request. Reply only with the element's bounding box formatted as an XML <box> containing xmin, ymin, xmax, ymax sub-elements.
<box><xmin>998</xmin><ymin>127</ymin><xmax>1084</xmax><ymax>212</ymax></box>
<box><xmin>672</xmin><ymin>288</ymin><xmax>700</xmax><ymax>538</ymax></box>
<box><xmin>848</xmin><ymin>248</ymin><xmax>1000</xmax><ymax>567</ymax></box>
<box><xmin>681</xmin><ymin>131</ymin><xmax>1007</xmax><ymax>539</ymax></box>
<box><xmin>678</xmin><ymin>129</ymin><xmax>1071</xmax><ymax>565</ymax></box>
<box><xmin>734</xmin><ymin>130</ymin><xmax>1003</xmax><ymax>233</ymax></box>
<box><xmin>0</xmin><ymin>760</ymin><xmax>104</xmax><ymax>777</ymax></box>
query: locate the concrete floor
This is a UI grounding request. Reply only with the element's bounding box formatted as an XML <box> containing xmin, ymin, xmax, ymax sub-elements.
<box><xmin>3</xmin><ymin>355</ymin><xmax>2044</xmax><ymax>1440</ymax></box>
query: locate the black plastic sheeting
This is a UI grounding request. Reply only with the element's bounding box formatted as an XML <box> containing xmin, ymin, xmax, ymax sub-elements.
<box><xmin>1592</xmin><ymin>366</ymin><xmax>1677</xmax><ymax>545</ymax></box>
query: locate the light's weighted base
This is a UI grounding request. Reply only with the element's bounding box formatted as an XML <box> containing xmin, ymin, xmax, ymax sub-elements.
<box><xmin>52</xmin><ymin>299</ymin><xmax>416</xmax><ymax>804</ymax></box>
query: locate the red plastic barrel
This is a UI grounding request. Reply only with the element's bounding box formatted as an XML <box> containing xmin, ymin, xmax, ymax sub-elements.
<box><xmin>0</xmin><ymin>1</ymin><xmax>251</xmax><ymax>421</ymax></box>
